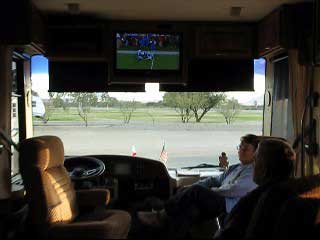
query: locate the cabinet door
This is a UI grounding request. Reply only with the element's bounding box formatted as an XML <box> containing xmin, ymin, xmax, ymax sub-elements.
<box><xmin>47</xmin><ymin>24</ymin><xmax>107</xmax><ymax>60</ymax></box>
<box><xmin>257</xmin><ymin>10</ymin><xmax>282</xmax><ymax>56</ymax></box>
<box><xmin>195</xmin><ymin>25</ymin><xmax>254</xmax><ymax>58</ymax></box>
<box><xmin>256</xmin><ymin>5</ymin><xmax>296</xmax><ymax>57</ymax></box>
<box><xmin>0</xmin><ymin>1</ymin><xmax>45</xmax><ymax>54</ymax></box>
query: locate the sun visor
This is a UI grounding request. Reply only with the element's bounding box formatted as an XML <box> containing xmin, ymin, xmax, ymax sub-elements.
<box><xmin>49</xmin><ymin>61</ymin><xmax>108</xmax><ymax>92</ymax></box>
<box><xmin>49</xmin><ymin>61</ymin><xmax>147</xmax><ymax>92</ymax></box>
<box><xmin>160</xmin><ymin>58</ymin><xmax>254</xmax><ymax>92</ymax></box>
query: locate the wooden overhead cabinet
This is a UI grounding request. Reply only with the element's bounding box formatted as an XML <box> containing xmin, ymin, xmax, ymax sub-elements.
<box><xmin>195</xmin><ymin>24</ymin><xmax>254</xmax><ymax>59</ymax></box>
<box><xmin>0</xmin><ymin>0</ymin><xmax>45</xmax><ymax>55</ymax></box>
<box><xmin>46</xmin><ymin>22</ymin><xmax>107</xmax><ymax>61</ymax></box>
<box><xmin>257</xmin><ymin>6</ymin><xmax>292</xmax><ymax>57</ymax></box>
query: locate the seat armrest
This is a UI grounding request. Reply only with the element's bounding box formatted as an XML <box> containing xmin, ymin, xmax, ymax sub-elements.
<box><xmin>76</xmin><ymin>189</ymin><xmax>110</xmax><ymax>208</ymax></box>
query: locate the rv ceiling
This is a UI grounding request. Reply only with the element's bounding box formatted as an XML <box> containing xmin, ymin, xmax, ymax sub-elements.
<box><xmin>28</xmin><ymin>0</ymin><xmax>313</xmax><ymax>92</ymax></box>
<box><xmin>33</xmin><ymin>0</ymin><xmax>309</xmax><ymax>21</ymax></box>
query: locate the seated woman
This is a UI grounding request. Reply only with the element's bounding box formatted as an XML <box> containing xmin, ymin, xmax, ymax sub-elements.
<box><xmin>138</xmin><ymin>134</ymin><xmax>260</xmax><ymax>239</ymax></box>
<box><xmin>213</xmin><ymin>138</ymin><xmax>295</xmax><ymax>240</ymax></box>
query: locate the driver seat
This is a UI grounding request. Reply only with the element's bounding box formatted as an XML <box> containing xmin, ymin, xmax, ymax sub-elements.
<box><xmin>19</xmin><ymin>135</ymin><xmax>131</xmax><ymax>239</ymax></box>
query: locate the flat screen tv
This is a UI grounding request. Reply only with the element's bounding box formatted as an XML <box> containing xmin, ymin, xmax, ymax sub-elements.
<box><xmin>115</xmin><ymin>32</ymin><xmax>181</xmax><ymax>71</ymax></box>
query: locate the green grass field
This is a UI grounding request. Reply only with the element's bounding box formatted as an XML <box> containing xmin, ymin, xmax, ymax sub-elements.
<box><xmin>118</xmin><ymin>46</ymin><xmax>178</xmax><ymax>51</ymax></box>
<box><xmin>117</xmin><ymin>53</ymin><xmax>179</xmax><ymax>70</ymax></box>
<box><xmin>34</xmin><ymin>108</ymin><xmax>263</xmax><ymax>123</ymax></box>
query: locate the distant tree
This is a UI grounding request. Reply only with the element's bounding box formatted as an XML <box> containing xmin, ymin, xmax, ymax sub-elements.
<box><xmin>42</xmin><ymin>93</ymin><xmax>55</xmax><ymax>123</ymax></box>
<box><xmin>51</xmin><ymin>93</ymin><xmax>69</xmax><ymax>110</ymax></box>
<box><xmin>69</xmin><ymin>93</ymin><xmax>98</xmax><ymax>127</ymax></box>
<box><xmin>189</xmin><ymin>92</ymin><xmax>226</xmax><ymax>122</ymax></box>
<box><xmin>146</xmin><ymin>101</ymin><xmax>164</xmax><ymax>107</ymax></box>
<box><xmin>163</xmin><ymin>92</ymin><xmax>193</xmax><ymax>123</ymax></box>
<box><xmin>100</xmin><ymin>93</ymin><xmax>116</xmax><ymax>109</ymax></box>
<box><xmin>218</xmin><ymin>98</ymin><xmax>241</xmax><ymax>125</ymax></box>
<box><xmin>163</xmin><ymin>92</ymin><xmax>226</xmax><ymax>123</ymax></box>
<box><xmin>146</xmin><ymin>108</ymin><xmax>156</xmax><ymax>125</ymax></box>
<box><xmin>119</xmin><ymin>100</ymin><xmax>136</xmax><ymax>124</ymax></box>
<box><xmin>107</xmin><ymin>97</ymin><xmax>119</xmax><ymax>107</ymax></box>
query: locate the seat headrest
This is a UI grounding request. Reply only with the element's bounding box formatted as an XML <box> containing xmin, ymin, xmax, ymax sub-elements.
<box><xmin>258</xmin><ymin>136</ymin><xmax>288</xmax><ymax>143</ymax></box>
<box><xmin>267</xmin><ymin>174</ymin><xmax>320</xmax><ymax>199</ymax></box>
<box><xmin>19</xmin><ymin>135</ymin><xmax>65</xmax><ymax>170</ymax></box>
<box><xmin>284</xmin><ymin>174</ymin><xmax>320</xmax><ymax>196</ymax></box>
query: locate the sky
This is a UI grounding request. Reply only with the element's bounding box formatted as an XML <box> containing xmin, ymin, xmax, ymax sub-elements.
<box><xmin>31</xmin><ymin>56</ymin><xmax>265</xmax><ymax>104</ymax></box>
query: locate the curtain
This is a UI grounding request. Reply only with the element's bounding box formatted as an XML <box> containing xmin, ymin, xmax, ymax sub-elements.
<box><xmin>288</xmin><ymin>49</ymin><xmax>311</xmax><ymax>177</ymax></box>
<box><xmin>271</xmin><ymin>57</ymin><xmax>293</xmax><ymax>139</ymax></box>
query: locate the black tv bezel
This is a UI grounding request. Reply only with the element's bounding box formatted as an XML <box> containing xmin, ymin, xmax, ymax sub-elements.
<box><xmin>113</xmin><ymin>31</ymin><xmax>183</xmax><ymax>74</ymax></box>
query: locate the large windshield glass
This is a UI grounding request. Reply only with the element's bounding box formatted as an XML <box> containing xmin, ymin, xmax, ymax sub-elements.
<box><xmin>31</xmin><ymin>56</ymin><xmax>265</xmax><ymax>169</ymax></box>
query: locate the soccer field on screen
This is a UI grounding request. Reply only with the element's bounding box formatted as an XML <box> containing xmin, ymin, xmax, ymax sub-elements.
<box><xmin>117</xmin><ymin>53</ymin><xmax>180</xmax><ymax>70</ymax></box>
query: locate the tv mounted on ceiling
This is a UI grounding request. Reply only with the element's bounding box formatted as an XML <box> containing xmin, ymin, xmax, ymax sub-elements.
<box><xmin>115</xmin><ymin>32</ymin><xmax>182</xmax><ymax>71</ymax></box>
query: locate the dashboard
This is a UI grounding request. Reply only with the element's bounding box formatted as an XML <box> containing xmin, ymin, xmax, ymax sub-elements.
<box><xmin>65</xmin><ymin>155</ymin><xmax>176</xmax><ymax>209</ymax></box>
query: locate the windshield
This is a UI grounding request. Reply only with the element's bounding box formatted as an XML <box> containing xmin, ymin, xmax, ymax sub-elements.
<box><xmin>31</xmin><ymin>56</ymin><xmax>265</xmax><ymax>169</ymax></box>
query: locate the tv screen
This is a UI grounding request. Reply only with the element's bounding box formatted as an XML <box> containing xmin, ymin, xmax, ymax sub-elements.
<box><xmin>115</xmin><ymin>32</ymin><xmax>181</xmax><ymax>70</ymax></box>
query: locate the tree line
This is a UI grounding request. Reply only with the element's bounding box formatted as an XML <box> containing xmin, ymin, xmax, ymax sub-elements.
<box><xmin>42</xmin><ymin>92</ymin><xmax>249</xmax><ymax>126</ymax></box>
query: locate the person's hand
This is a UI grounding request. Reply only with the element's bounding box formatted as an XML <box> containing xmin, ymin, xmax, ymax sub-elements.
<box><xmin>219</xmin><ymin>152</ymin><xmax>229</xmax><ymax>169</ymax></box>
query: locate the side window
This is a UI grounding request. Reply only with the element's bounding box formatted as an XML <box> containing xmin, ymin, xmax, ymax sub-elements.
<box><xmin>11</xmin><ymin>61</ymin><xmax>20</xmax><ymax>176</ymax></box>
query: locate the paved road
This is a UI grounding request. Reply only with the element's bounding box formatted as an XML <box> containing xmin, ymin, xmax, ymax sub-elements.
<box><xmin>34</xmin><ymin>121</ymin><xmax>262</xmax><ymax>168</ymax></box>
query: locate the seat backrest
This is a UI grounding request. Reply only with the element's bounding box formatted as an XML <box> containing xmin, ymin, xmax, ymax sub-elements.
<box><xmin>273</xmin><ymin>197</ymin><xmax>320</xmax><ymax>240</ymax></box>
<box><xmin>245</xmin><ymin>174</ymin><xmax>320</xmax><ymax>240</ymax></box>
<box><xmin>19</xmin><ymin>136</ymin><xmax>78</xmax><ymax>226</ymax></box>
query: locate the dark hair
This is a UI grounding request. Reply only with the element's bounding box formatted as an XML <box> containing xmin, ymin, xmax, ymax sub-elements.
<box><xmin>254</xmin><ymin>139</ymin><xmax>295</xmax><ymax>185</ymax></box>
<box><xmin>240</xmin><ymin>134</ymin><xmax>260</xmax><ymax>150</ymax></box>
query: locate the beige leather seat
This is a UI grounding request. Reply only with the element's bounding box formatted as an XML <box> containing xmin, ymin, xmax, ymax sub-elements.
<box><xmin>19</xmin><ymin>135</ymin><xmax>131</xmax><ymax>239</ymax></box>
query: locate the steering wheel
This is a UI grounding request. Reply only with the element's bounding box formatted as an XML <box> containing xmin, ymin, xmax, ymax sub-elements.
<box><xmin>64</xmin><ymin>156</ymin><xmax>106</xmax><ymax>181</ymax></box>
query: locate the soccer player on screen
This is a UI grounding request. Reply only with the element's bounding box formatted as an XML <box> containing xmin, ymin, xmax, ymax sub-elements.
<box><xmin>150</xmin><ymin>39</ymin><xmax>156</xmax><ymax>52</ymax></box>
<box><xmin>137</xmin><ymin>49</ymin><xmax>144</xmax><ymax>61</ymax></box>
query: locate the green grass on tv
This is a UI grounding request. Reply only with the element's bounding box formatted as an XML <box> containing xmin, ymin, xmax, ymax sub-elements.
<box><xmin>117</xmin><ymin>53</ymin><xmax>179</xmax><ymax>70</ymax></box>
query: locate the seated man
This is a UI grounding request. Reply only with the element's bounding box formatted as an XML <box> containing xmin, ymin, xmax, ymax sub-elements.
<box><xmin>213</xmin><ymin>138</ymin><xmax>295</xmax><ymax>240</ymax></box>
<box><xmin>138</xmin><ymin>134</ymin><xmax>259</xmax><ymax>239</ymax></box>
